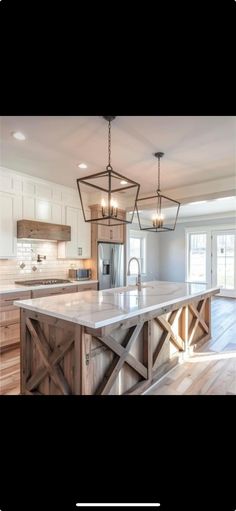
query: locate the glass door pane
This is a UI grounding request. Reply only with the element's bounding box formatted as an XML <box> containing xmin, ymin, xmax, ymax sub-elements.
<box><xmin>212</xmin><ymin>230</ymin><xmax>236</xmax><ymax>294</ymax></box>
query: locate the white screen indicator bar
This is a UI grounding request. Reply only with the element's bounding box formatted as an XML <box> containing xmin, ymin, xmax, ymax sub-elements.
<box><xmin>76</xmin><ymin>505</ymin><xmax>161</xmax><ymax>508</ymax></box>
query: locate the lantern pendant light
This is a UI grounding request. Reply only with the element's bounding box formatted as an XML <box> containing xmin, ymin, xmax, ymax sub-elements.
<box><xmin>136</xmin><ymin>152</ymin><xmax>180</xmax><ymax>232</ymax></box>
<box><xmin>77</xmin><ymin>116</ymin><xmax>140</xmax><ymax>226</ymax></box>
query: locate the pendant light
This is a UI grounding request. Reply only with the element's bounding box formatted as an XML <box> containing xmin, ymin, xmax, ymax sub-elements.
<box><xmin>136</xmin><ymin>152</ymin><xmax>180</xmax><ymax>232</ymax></box>
<box><xmin>77</xmin><ymin>116</ymin><xmax>140</xmax><ymax>226</ymax></box>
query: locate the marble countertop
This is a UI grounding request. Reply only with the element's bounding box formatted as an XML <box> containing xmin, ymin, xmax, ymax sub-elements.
<box><xmin>14</xmin><ymin>280</ymin><xmax>220</xmax><ymax>329</ymax></box>
<box><xmin>0</xmin><ymin>280</ymin><xmax>98</xmax><ymax>294</ymax></box>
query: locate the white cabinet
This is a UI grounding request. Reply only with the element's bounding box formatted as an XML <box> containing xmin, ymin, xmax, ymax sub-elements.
<box><xmin>77</xmin><ymin>207</ymin><xmax>91</xmax><ymax>259</ymax></box>
<box><xmin>22</xmin><ymin>196</ymin><xmax>35</xmax><ymax>219</ymax></box>
<box><xmin>22</xmin><ymin>197</ymin><xmax>63</xmax><ymax>224</ymax></box>
<box><xmin>0</xmin><ymin>168</ymin><xmax>90</xmax><ymax>260</ymax></box>
<box><xmin>52</xmin><ymin>203</ymin><xmax>63</xmax><ymax>224</ymax></box>
<box><xmin>58</xmin><ymin>206</ymin><xmax>91</xmax><ymax>259</ymax></box>
<box><xmin>35</xmin><ymin>199</ymin><xmax>52</xmax><ymax>221</ymax></box>
<box><xmin>0</xmin><ymin>193</ymin><xmax>21</xmax><ymax>258</ymax></box>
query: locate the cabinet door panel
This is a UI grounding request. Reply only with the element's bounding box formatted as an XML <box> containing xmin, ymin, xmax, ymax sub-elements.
<box><xmin>22</xmin><ymin>197</ymin><xmax>35</xmax><ymax>219</ymax></box>
<box><xmin>98</xmin><ymin>224</ymin><xmax>124</xmax><ymax>243</ymax></box>
<box><xmin>35</xmin><ymin>184</ymin><xmax>52</xmax><ymax>200</ymax></box>
<box><xmin>31</xmin><ymin>285</ymin><xmax>78</xmax><ymax>298</ymax></box>
<box><xmin>78</xmin><ymin>208</ymin><xmax>91</xmax><ymax>258</ymax></box>
<box><xmin>0</xmin><ymin>323</ymin><xmax>20</xmax><ymax>349</ymax></box>
<box><xmin>65</xmin><ymin>207</ymin><xmax>78</xmax><ymax>258</ymax></box>
<box><xmin>0</xmin><ymin>194</ymin><xmax>19</xmax><ymax>258</ymax></box>
<box><xmin>35</xmin><ymin>200</ymin><xmax>52</xmax><ymax>221</ymax></box>
<box><xmin>52</xmin><ymin>203</ymin><xmax>63</xmax><ymax>224</ymax></box>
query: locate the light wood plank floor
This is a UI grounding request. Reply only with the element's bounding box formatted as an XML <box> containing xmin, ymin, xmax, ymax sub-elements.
<box><xmin>1</xmin><ymin>297</ymin><xmax>236</xmax><ymax>395</ymax></box>
<box><xmin>0</xmin><ymin>347</ymin><xmax>20</xmax><ymax>395</ymax></box>
<box><xmin>146</xmin><ymin>296</ymin><xmax>236</xmax><ymax>395</ymax></box>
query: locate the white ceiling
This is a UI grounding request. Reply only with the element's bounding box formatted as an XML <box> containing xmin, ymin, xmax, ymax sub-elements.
<box><xmin>0</xmin><ymin>116</ymin><xmax>235</xmax><ymax>194</ymax></box>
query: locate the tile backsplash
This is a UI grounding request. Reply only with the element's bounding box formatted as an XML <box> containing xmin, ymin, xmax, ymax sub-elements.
<box><xmin>0</xmin><ymin>241</ymin><xmax>92</xmax><ymax>285</ymax></box>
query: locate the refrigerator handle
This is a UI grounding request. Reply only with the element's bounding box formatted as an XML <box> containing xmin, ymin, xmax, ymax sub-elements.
<box><xmin>111</xmin><ymin>247</ymin><xmax>115</xmax><ymax>287</ymax></box>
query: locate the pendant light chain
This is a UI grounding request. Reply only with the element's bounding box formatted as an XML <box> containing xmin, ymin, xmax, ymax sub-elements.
<box><xmin>107</xmin><ymin>120</ymin><xmax>112</xmax><ymax>170</ymax></box>
<box><xmin>157</xmin><ymin>154</ymin><xmax>161</xmax><ymax>192</ymax></box>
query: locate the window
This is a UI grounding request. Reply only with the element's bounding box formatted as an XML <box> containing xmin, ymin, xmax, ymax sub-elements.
<box><xmin>187</xmin><ymin>232</ymin><xmax>207</xmax><ymax>282</ymax></box>
<box><xmin>129</xmin><ymin>232</ymin><xmax>146</xmax><ymax>274</ymax></box>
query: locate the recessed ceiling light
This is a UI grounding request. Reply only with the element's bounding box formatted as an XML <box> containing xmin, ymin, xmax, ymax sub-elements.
<box><xmin>78</xmin><ymin>163</ymin><xmax>87</xmax><ymax>169</ymax></box>
<box><xmin>120</xmin><ymin>180</ymin><xmax>128</xmax><ymax>185</ymax></box>
<box><xmin>12</xmin><ymin>131</ymin><xmax>26</xmax><ymax>141</ymax></box>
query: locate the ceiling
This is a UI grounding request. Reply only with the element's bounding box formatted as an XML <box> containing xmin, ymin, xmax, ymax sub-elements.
<box><xmin>0</xmin><ymin>116</ymin><xmax>235</xmax><ymax>194</ymax></box>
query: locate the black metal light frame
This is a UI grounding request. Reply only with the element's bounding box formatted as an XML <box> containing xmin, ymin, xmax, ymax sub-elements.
<box><xmin>136</xmin><ymin>152</ymin><xmax>181</xmax><ymax>232</ymax></box>
<box><xmin>77</xmin><ymin>168</ymin><xmax>140</xmax><ymax>226</ymax></box>
<box><xmin>76</xmin><ymin>117</ymin><xmax>140</xmax><ymax>226</ymax></box>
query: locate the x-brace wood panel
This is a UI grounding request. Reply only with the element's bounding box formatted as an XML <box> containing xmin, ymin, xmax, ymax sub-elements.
<box><xmin>153</xmin><ymin>307</ymin><xmax>185</xmax><ymax>371</ymax></box>
<box><xmin>25</xmin><ymin>318</ymin><xmax>74</xmax><ymax>395</ymax></box>
<box><xmin>95</xmin><ymin>323</ymin><xmax>147</xmax><ymax>395</ymax></box>
<box><xmin>188</xmin><ymin>298</ymin><xmax>210</xmax><ymax>347</ymax></box>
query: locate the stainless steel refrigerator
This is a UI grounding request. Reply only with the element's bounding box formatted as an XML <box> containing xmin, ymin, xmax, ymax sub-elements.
<box><xmin>98</xmin><ymin>242</ymin><xmax>125</xmax><ymax>290</ymax></box>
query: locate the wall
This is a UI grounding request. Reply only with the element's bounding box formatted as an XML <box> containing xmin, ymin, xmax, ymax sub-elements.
<box><xmin>127</xmin><ymin>220</ymin><xmax>161</xmax><ymax>283</ymax></box>
<box><xmin>159</xmin><ymin>216</ymin><xmax>236</xmax><ymax>282</ymax></box>
<box><xmin>0</xmin><ymin>240</ymin><xmax>92</xmax><ymax>285</ymax></box>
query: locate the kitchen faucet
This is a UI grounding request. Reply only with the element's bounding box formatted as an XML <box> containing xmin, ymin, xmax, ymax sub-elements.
<box><xmin>127</xmin><ymin>257</ymin><xmax>142</xmax><ymax>291</ymax></box>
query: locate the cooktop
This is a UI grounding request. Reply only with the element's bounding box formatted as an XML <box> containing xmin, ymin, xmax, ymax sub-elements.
<box><xmin>14</xmin><ymin>279</ymin><xmax>72</xmax><ymax>286</ymax></box>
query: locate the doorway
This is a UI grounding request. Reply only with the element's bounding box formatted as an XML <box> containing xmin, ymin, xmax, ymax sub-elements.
<box><xmin>212</xmin><ymin>230</ymin><xmax>236</xmax><ymax>297</ymax></box>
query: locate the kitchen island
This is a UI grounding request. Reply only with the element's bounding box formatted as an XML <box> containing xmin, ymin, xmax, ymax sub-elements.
<box><xmin>15</xmin><ymin>281</ymin><xmax>220</xmax><ymax>395</ymax></box>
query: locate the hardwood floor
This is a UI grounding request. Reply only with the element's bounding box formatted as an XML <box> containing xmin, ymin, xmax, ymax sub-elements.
<box><xmin>0</xmin><ymin>347</ymin><xmax>20</xmax><ymax>395</ymax></box>
<box><xmin>0</xmin><ymin>297</ymin><xmax>236</xmax><ymax>395</ymax></box>
<box><xmin>145</xmin><ymin>296</ymin><xmax>236</xmax><ymax>395</ymax></box>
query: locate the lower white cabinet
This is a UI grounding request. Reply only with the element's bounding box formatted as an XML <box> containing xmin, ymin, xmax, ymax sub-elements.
<box><xmin>58</xmin><ymin>206</ymin><xmax>91</xmax><ymax>259</ymax></box>
<box><xmin>0</xmin><ymin>193</ymin><xmax>21</xmax><ymax>258</ymax></box>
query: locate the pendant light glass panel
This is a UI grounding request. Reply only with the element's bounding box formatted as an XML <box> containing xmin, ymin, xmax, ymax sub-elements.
<box><xmin>77</xmin><ymin>169</ymin><xmax>140</xmax><ymax>226</ymax></box>
<box><xmin>136</xmin><ymin>152</ymin><xmax>180</xmax><ymax>232</ymax></box>
<box><xmin>136</xmin><ymin>193</ymin><xmax>180</xmax><ymax>232</ymax></box>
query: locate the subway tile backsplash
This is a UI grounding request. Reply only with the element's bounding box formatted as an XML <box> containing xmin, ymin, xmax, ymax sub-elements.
<box><xmin>0</xmin><ymin>241</ymin><xmax>92</xmax><ymax>285</ymax></box>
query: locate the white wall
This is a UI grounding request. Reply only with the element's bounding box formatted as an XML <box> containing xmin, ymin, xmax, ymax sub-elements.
<box><xmin>127</xmin><ymin>221</ymin><xmax>161</xmax><ymax>283</ymax></box>
<box><xmin>159</xmin><ymin>216</ymin><xmax>236</xmax><ymax>282</ymax></box>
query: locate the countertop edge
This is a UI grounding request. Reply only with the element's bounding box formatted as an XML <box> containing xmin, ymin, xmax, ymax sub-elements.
<box><xmin>0</xmin><ymin>280</ymin><xmax>98</xmax><ymax>294</ymax></box>
<box><xmin>14</xmin><ymin>286</ymin><xmax>220</xmax><ymax>329</ymax></box>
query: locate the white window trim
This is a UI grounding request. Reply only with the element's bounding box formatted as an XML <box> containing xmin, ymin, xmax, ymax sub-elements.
<box><xmin>128</xmin><ymin>229</ymin><xmax>147</xmax><ymax>275</ymax></box>
<box><xmin>185</xmin><ymin>224</ymin><xmax>236</xmax><ymax>286</ymax></box>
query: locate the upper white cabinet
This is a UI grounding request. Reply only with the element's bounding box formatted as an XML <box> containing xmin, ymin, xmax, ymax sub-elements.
<box><xmin>52</xmin><ymin>203</ymin><xmax>63</xmax><ymax>224</ymax></box>
<box><xmin>0</xmin><ymin>192</ymin><xmax>22</xmax><ymax>258</ymax></box>
<box><xmin>0</xmin><ymin>167</ymin><xmax>90</xmax><ymax>260</ymax></box>
<box><xmin>58</xmin><ymin>206</ymin><xmax>91</xmax><ymax>259</ymax></box>
<box><xmin>77</xmin><ymin>207</ymin><xmax>91</xmax><ymax>259</ymax></box>
<box><xmin>35</xmin><ymin>199</ymin><xmax>52</xmax><ymax>221</ymax></box>
<box><xmin>22</xmin><ymin>196</ymin><xmax>35</xmax><ymax>219</ymax></box>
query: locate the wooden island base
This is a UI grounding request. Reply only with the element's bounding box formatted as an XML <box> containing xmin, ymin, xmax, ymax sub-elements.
<box><xmin>20</xmin><ymin>293</ymin><xmax>212</xmax><ymax>395</ymax></box>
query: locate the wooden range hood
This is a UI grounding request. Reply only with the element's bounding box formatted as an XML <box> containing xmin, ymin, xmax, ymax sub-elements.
<box><xmin>17</xmin><ymin>219</ymin><xmax>71</xmax><ymax>241</ymax></box>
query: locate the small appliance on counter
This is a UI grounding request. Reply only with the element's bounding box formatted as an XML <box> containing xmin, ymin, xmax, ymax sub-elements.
<box><xmin>68</xmin><ymin>268</ymin><xmax>91</xmax><ymax>281</ymax></box>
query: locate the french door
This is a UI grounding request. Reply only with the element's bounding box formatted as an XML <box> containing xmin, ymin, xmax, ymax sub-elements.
<box><xmin>212</xmin><ymin>230</ymin><xmax>236</xmax><ymax>297</ymax></box>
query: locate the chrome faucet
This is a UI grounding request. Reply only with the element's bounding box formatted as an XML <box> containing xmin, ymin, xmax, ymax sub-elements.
<box><xmin>127</xmin><ymin>257</ymin><xmax>142</xmax><ymax>291</ymax></box>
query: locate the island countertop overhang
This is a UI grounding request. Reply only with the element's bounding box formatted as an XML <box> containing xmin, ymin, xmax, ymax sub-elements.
<box><xmin>14</xmin><ymin>281</ymin><xmax>220</xmax><ymax>330</ymax></box>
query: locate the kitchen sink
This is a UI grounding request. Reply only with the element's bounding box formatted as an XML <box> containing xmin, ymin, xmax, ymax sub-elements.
<box><xmin>14</xmin><ymin>279</ymin><xmax>72</xmax><ymax>286</ymax></box>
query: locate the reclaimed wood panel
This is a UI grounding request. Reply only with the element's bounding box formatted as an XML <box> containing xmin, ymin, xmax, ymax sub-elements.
<box><xmin>17</xmin><ymin>295</ymin><xmax>214</xmax><ymax>395</ymax></box>
<box><xmin>17</xmin><ymin>219</ymin><xmax>71</xmax><ymax>241</ymax></box>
